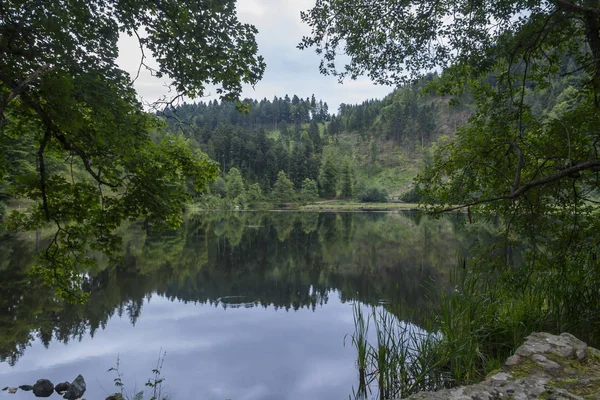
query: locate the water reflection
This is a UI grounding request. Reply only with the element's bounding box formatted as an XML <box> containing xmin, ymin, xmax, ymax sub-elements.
<box><xmin>0</xmin><ymin>212</ymin><xmax>477</xmax><ymax>399</ymax></box>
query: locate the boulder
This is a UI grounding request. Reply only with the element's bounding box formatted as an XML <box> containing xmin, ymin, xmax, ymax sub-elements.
<box><xmin>63</xmin><ymin>375</ymin><xmax>86</xmax><ymax>400</ymax></box>
<box><xmin>33</xmin><ymin>379</ymin><xmax>54</xmax><ymax>397</ymax></box>
<box><xmin>55</xmin><ymin>381</ymin><xmax>71</xmax><ymax>395</ymax></box>
<box><xmin>7</xmin><ymin>387</ymin><xmax>17</xmax><ymax>394</ymax></box>
<box><xmin>18</xmin><ymin>385</ymin><xmax>33</xmax><ymax>391</ymax></box>
<box><xmin>407</xmin><ymin>332</ymin><xmax>600</xmax><ymax>399</ymax></box>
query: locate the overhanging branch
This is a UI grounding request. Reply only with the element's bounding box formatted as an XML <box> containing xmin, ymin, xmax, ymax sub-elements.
<box><xmin>430</xmin><ymin>159</ymin><xmax>600</xmax><ymax>213</ymax></box>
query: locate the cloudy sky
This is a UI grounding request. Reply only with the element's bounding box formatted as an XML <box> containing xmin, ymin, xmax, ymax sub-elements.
<box><xmin>116</xmin><ymin>0</ymin><xmax>394</xmax><ymax>113</ymax></box>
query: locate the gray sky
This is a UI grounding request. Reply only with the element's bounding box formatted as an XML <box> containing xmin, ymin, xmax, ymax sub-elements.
<box><xmin>116</xmin><ymin>0</ymin><xmax>393</xmax><ymax>114</ymax></box>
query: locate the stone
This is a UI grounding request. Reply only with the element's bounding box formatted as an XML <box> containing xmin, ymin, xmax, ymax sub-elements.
<box><xmin>19</xmin><ymin>384</ymin><xmax>33</xmax><ymax>391</ymax></box>
<box><xmin>33</xmin><ymin>379</ymin><xmax>54</xmax><ymax>397</ymax></box>
<box><xmin>8</xmin><ymin>387</ymin><xmax>17</xmax><ymax>394</ymax></box>
<box><xmin>63</xmin><ymin>375</ymin><xmax>86</xmax><ymax>400</ymax></box>
<box><xmin>55</xmin><ymin>381</ymin><xmax>71</xmax><ymax>394</ymax></box>
<box><xmin>2</xmin><ymin>386</ymin><xmax>8</xmax><ymax>391</ymax></box>
<box><xmin>406</xmin><ymin>332</ymin><xmax>600</xmax><ymax>400</ymax></box>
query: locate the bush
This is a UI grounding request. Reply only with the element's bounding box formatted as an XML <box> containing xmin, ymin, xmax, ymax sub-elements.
<box><xmin>400</xmin><ymin>184</ymin><xmax>422</xmax><ymax>203</ymax></box>
<box><xmin>0</xmin><ymin>201</ymin><xmax>6</xmax><ymax>219</ymax></box>
<box><xmin>359</xmin><ymin>187</ymin><xmax>388</xmax><ymax>203</ymax></box>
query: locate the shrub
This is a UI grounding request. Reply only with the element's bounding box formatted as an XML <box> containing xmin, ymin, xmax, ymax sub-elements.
<box><xmin>359</xmin><ymin>187</ymin><xmax>388</xmax><ymax>203</ymax></box>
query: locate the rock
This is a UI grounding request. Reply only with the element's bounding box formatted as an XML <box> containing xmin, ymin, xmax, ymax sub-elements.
<box><xmin>407</xmin><ymin>332</ymin><xmax>600</xmax><ymax>399</ymax></box>
<box><xmin>55</xmin><ymin>382</ymin><xmax>71</xmax><ymax>394</ymax></box>
<box><xmin>63</xmin><ymin>375</ymin><xmax>86</xmax><ymax>400</ymax></box>
<box><xmin>33</xmin><ymin>379</ymin><xmax>54</xmax><ymax>397</ymax></box>
<box><xmin>18</xmin><ymin>385</ymin><xmax>33</xmax><ymax>391</ymax></box>
<box><xmin>105</xmin><ymin>394</ymin><xmax>125</xmax><ymax>400</ymax></box>
<box><xmin>7</xmin><ymin>387</ymin><xmax>17</xmax><ymax>394</ymax></box>
<box><xmin>2</xmin><ymin>387</ymin><xmax>8</xmax><ymax>391</ymax></box>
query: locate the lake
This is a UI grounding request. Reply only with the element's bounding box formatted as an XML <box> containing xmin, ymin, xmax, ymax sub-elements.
<box><xmin>0</xmin><ymin>211</ymin><xmax>475</xmax><ymax>399</ymax></box>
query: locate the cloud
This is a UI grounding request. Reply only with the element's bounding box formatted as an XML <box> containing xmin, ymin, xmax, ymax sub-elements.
<box><xmin>116</xmin><ymin>1</ymin><xmax>394</xmax><ymax>112</ymax></box>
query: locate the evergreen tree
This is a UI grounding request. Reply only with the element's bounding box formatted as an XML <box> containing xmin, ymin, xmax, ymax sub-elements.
<box><xmin>301</xmin><ymin>178</ymin><xmax>319</xmax><ymax>202</ymax></box>
<box><xmin>308</xmin><ymin>120</ymin><xmax>322</xmax><ymax>153</ymax></box>
<box><xmin>246</xmin><ymin>183</ymin><xmax>263</xmax><ymax>203</ymax></box>
<box><xmin>340</xmin><ymin>162</ymin><xmax>353</xmax><ymax>199</ymax></box>
<box><xmin>226</xmin><ymin>168</ymin><xmax>245</xmax><ymax>199</ymax></box>
<box><xmin>271</xmin><ymin>171</ymin><xmax>295</xmax><ymax>205</ymax></box>
<box><xmin>318</xmin><ymin>150</ymin><xmax>338</xmax><ymax>198</ymax></box>
<box><xmin>211</xmin><ymin>177</ymin><xmax>227</xmax><ymax>198</ymax></box>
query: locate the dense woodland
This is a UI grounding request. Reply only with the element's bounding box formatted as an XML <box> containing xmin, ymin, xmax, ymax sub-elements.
<box><xmin>0</xmin><ymin>66</ymin><xmax>580</xmax><ymax>215</ymax></box>
<box><xmin>153</xmin><ymin>65</ymin><xmax>579</xmax><ymax>208</ymax></box>
<box><xmin>156</xmin><ymin>75</ymin><xmax>472</xmax><ymax>207</ymax></box>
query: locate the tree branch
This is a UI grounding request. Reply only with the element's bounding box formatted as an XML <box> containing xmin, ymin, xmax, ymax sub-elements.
<box><xmin>38</xmin><ymin>128</ymin><xmax>51</xmax><ymax>221</ymax></box>
<box><xmin>430</xmin><ymin>159</ymin><xmax>600</xmax><ymax>214</ymax></box>
<box><xmin>0</xmin><ymin>65</ymin><xmax>54</xmax><ymax>119</ymax></box>
<box><xmin>554</xmin><ymin>0</ymin><xmax>600</xmax><ymax>16</ymax></box>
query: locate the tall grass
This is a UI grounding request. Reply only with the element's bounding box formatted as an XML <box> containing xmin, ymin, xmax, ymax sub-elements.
<box><xmin>349</xmin><ymin>253</ymin><xmax>600</xmax><ymax>399</ymax></box>
<box><xmin>347</xmin><ymin>303</ymin><xmax>447</xmax><ymax>399</ymax></box>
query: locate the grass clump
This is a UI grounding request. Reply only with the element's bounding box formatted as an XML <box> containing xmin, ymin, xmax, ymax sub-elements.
<box><xmin>349</xmin><ymin>251</ymin><xmax>600</xmax><ymax>399</ymax></box>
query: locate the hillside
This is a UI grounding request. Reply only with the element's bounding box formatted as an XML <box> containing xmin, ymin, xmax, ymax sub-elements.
<box><xmin>160</xmin><ymin>75</ymin><xmax>473</xmax><ymax>207</ymax></box>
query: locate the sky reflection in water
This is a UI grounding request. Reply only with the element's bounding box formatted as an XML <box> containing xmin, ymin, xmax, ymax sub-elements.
<box><xmin>0</xmin><ymin>212</ymin><xmax>473</xmax><ymax>399</ymax></box>
<box><xmin>1</xmin><ymin>293</ymin><xmax>360</xmax><ymax>400</ymax></box>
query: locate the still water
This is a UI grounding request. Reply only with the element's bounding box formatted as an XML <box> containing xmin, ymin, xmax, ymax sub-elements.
<box><xmin>0</xmin><ymin>212</ymin><xmax>476</xmax><ymax>399</ymax></box>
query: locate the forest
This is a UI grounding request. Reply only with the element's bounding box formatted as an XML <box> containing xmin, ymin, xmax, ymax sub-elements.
<box><xmin>156</xmin><ymin>74</ymin><xmax>471</xmax><ymax>208</ymax></box>
<box><xmin>2</xmin><ymin>0</ymin><xmax>600</xmax><ymax>398</ymax></box>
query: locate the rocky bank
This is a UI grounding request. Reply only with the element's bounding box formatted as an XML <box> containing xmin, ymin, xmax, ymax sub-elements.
<box><xmin>408</xmin><ymin>332</ymin><xmax>600</xmax><ymax>399</ymax></box>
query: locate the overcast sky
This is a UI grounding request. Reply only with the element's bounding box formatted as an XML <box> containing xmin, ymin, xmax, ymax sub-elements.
<box><xmin>116</xmin><ymin>0</ymin><xmax>394</xmax><ymax>114</ymax></box>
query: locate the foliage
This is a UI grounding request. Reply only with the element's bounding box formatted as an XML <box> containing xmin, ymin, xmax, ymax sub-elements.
<box><xmin>301</xmin><ymin>4</ymin><xmax>600</xmax><ymax>388</ymax></box>
<box><xmin>300</xmin><ymin>178</ymin><xmax>319</xmax><ymax>202</ymax></box>
<box><xmin>225</xmin><ymin>168</ymin><xmax>245</xmax><ymax>199</ymax></box>
<box><xmin>318</xmin><ymin>147</ymin><xmax>339</xmax><ymax>198</ymax></box>
<box><xmin>271</xmin><ymin>171</ymin><xmax>295</xmax><ymax>205</ymax></box>
<box><xmin>210</xmin><ymin>177</ymin><xmax>227</xmax><ymax>198</ymax></box>
<box><xmin>246</xmin><ymin>183</ymin><xmax>263</xmax><ymax>203</ymax></box>
<box><xmin>340</xmin><ymin>162</ymin><xmax>353</xmax><ymax>199</ymax></box>
<box><xmin>399</xmin><ymin>184</ymin><xmax>423</xmax><ymax>204</ymax></box>
<box><xmin>300</xmin><ymin>0</ymin><xmax>600</xmax><ymax>253</ymax></box>
<box><xmin>108</xmin><ymin>352</ymin><xmax>168</xmax><ymax>400</ymax></box>
<box><xmin>0</xmin><ymin>0</ymin><xmax>266</xmax><ymax>299</ymax></box>
<box><xmin>359</xmin><ymin>187</ymin><xmax>388</xmax><ymax>203</ymax></box>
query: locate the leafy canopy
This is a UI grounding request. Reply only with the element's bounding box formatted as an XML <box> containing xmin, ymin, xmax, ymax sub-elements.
<box><xmin>0</xmin><ymin>0</ymin><xmax>265</xmax><ymax>301</ymax></box>
<box><xmin>300</xmin><ymin>0</ymin><xmax>600</xmax><ymax>267</ymax></box>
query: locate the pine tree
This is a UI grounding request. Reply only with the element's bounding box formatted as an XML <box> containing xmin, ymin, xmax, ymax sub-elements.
<box><xmin>225</xmin><ymin>168</ymin><xmax>245</xmax><ymax>199</ymax></box>
<box><xmin>271</xmin><ymin>171</ymin><xmax>295</xmax><ymax>205</ymax></box>
<box><xmin>318</xmin><ymin>150</ymin><xmax>338</xmax><ymax>198</ymax></box>
<box><xmin>340</xmin><ymin>162</ymin><xmax>353</xmax><ymax>199</ymax></box>
<box><xmin>301</xmin><ymin>178</ymin><xmax>319</xmax><ymax>202</ymax></box>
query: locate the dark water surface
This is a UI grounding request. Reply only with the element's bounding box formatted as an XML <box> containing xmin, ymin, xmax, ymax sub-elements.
<box><xmin>0</xmin><ymin>212</ymin><xmax>478</xmax><ymax>399</ymax></box>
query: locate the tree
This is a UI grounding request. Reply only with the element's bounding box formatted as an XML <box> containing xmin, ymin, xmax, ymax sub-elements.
<box><xmin>300</xmin><ymin>0</ymin><xmax>600</xmax><ymax>348</ymax></box>
<box><xmin>225</xmin><ymin>168</ymin><xmax>245</xmax><ymax>200</ymax></box>
<box><xmin>0</xmin><ymin>0</ymin><xmax>265</xmax><ymax>301</ymax></box>
<box><xmin>300</xmin><ymin>1</ymin><xmax>600</xmax><ymax>247</ymax></box>
<box><xmin>319</xmin><ymin>149</ymin><xmax>338</xmax><ymax>199</ymax></box>
<box><xmin>246</xmin><ymin>183</ymin><xmax>263</xmax><ymax>203</ymax></box>
<box><xmin>340</xmin><ymin>162</ymin><xmax>353</xmax><ymax>199</ymax></box>
<box><xmin>211</xmin><ymin>177</ymin><xmax>227</xmax><ymax>198</ymax></box>
<box><xmin>301</xmin><ymin>178</ymin><xmax>319</xmax><ymax>202</ymax></box>
<box><xmin>308</xmin><ymin>120</ymin><xmax>322</xmax><ymax>152</ymax></box>
<box><xmin>271</xmin><ymin>171</ymin><xmax>295</xmax><ymax>206</ymax></box>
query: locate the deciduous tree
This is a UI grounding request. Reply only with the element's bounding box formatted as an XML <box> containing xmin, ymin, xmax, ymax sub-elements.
<box><xmin>0</xmin><ymin>0</ymin><xmax>265</xmax><ymax>300</ymax></box>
